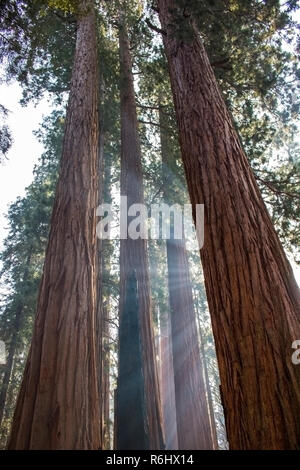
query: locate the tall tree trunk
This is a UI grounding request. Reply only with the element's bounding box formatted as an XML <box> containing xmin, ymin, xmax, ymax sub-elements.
<box><xmin>7</xmin><ymin>0</ymin><xmax>101</xmax><ymax>449</ymax></box>
<box><xmin>159</xmin><ymin>105</ymin><xmax>213</xmax><ymax>449</ymax></box>
<box><xmin>158</xmin><ymin>0</ymin><xmax>300</xmax><ymax>449</ymax></box>
<box><xmin>0</xmin><ymin>322</ymin><xmax>19</xmax><ymax>429</ymax></box>
<box><xmin>101</xmin><ymin>152</ymin><xmax>113</xmax><ymax>449</ymax></box>
<box><xmin>117</xmin><ymin>18</ymin><xmax>164</xmax><ymax>450</ymax></box>
<box><xmin>102</xmin><ymin>293</ymin><xmax>110</xmax><ymax>449</ymax></box>
<box><xmin>116</xmin><ymin>271</ymin><xmax>149</xmax><ymax>449</ymax></box>
<box><xmin>159</xmin><ymin>307</ymin><xmax>178</xmax><ymax>450</ymax></box>
<box><xmin>198</xmin><ymin>320</ymin><xmax>219</xmax><ymax>450</ymax></box>
<box><xmin>165</xmin><ymin>236</ymin><xmax>213</xmax><ymax>449</ymax></box>
<box><xmin>97</xmin><ymin>84</ymin><xmax>104</xmax><ymax>450</ymax></box>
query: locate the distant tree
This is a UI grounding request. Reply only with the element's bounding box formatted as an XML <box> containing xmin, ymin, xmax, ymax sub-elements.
<box><xmin>116</xmin><ymin>4</ymin><xmax>164</xmax><ymax>449</ymax></box>
<box><xmin>0</xmin><ymin>105</ymin><xmax>12</xmax><ymax>161</ymax></box>
<box><xmin>159</xmin><ymin>104</ymin><xmax>214</xmax><ymax>449</ymax></box>
<box><xmin>115</xmin><ymin>270</ymin><xmax>149</xmax><ymax>449</ymax></box>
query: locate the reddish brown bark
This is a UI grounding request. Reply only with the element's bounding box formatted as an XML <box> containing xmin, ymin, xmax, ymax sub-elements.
<box><xmin>117</xmin><ymin>19</ymin><xmax>164</xmax><ymax>450</ymax></box>
<box><xmin>158</xmin><ymin>0</ymin><xmax>300</xmax><ymax>450</ymax></box>
<box><xmin>7</xmin><ymin>0</ymin><xmax>101</xmax><ymax>449</ymax></box>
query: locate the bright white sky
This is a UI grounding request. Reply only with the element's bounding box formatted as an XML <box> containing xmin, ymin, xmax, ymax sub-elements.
<box><xmin>0</xmin><ymin>79</ymin><xmax>299</xmax><ymax>285</ymax></box>
<box><xmin>0</xmin><ymin>81</ymin><xmax>51</xmax><ymax>244</ymax></box>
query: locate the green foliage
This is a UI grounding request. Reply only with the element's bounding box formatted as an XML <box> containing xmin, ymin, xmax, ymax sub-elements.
<box><xmin>0</xmin><ymin>110</ymin><xmax>63</xmax><ymax>447</ymax></box>
<box><xmin>0</xmin><ymin>104</ymin><xmax>12</xmax><ymax>160</ymax></box>
<box><xmin>142</xmin><ymin>0</ymin><xmax>300</xmax><ymax>254</ymax></box>
<box><xmin>0</xmin><ymin>0</ymin><xmax>76</xmax><ymax>103</ymax></box>
<box><xmin>47</xmin><ymin>0</ymin><xmax>79</xmax><ymax>14</ymax></box>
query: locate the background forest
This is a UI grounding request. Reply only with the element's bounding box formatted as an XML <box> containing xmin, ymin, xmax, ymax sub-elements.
<box><xmin>0</xmin><ymin>0</ymin><xmax>299</xmax><ymax>450</ymax></box>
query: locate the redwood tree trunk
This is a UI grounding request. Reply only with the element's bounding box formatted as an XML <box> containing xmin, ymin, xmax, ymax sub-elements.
<box><xmin>117</xmin><ymin>19</ymin><xmax>164</xmax><ymax>450</ymax></box>
<box><xmin>116</xmin><ymin>271</ymin><xmax>149</xmax><ymax>449</ymax></box>
<box><xmin>101</xmin><ymin>295</ymin><xmax>110</xmax><ymax>449</ymax></box>
<box><xmin>198</xmin><ymin>322</ymin><xmax>219</xmax><ymax>450</ymax></box>
<box><xmin>101</xmin><ymin>149</ymin><xmax>113</xmax><ymax>450</ymax></box>
<box><xmin>158</xmin><ymin>0</ymin><xmax>300</xmax><ymax>450</ymax></box>
<box><xmin>159</xmin><ymin>307</ymin><xmax>178</xmax><ymax>450</ymax></box>
<box><xmin>8</xmin><ymin>0</ymin><xmax>101</xmax><ymax>449</ymax></box>
<box><xmin>160</xmin><ymin>106</ymin><xmax>213</xmax><ymax>449</ymax></box>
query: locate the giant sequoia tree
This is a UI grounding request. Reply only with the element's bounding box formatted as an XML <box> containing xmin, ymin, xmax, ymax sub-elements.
<box><xmin>116</xmin><ymin>8</ymin><xmax>164</xmax><ymax>449</ymax></box>
<box><xmin>157</xmin><ymin>0</ymin><xmax>300</xmax><ymax>450</ymax></box>
<box><xmin>7</xmin><ymin>0</ymin><xmax>102</xmax><ymax>449</ymax></box>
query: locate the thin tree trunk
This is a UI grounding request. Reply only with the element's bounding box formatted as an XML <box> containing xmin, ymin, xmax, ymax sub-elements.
<box><xmin>198</xmin><ymin>321</ymin><xmax>219</xmax><ymax>450</ymax></box>
<box><xmin>165</xmin><ymin>235</ymin><xmax>213</xmax><ymax>449</ymax></box>
<box><xmin>113</xmin><ymin>389</ymin><xmax>117</xmax><ymax>450</ymax></box>
<box><xmin>116</xmin><ymin>271</ymin><xmax>149</xmax><ymax>449</ymax></box>
<box><xmin>102</xmin><ymin>297</ymin><xmax>110</xmax><ymax>449</ymax></box>
<box><xmin>97</xmin><ymin>82</ymin><xmax>104</xmax><ymax>450</ymax></box>
<box><xmin>0</xmin><ymin>326</ymin><xmax>19</xmax><ymax>429</ymax></box>
<box><xmin>159</xmin><ymin>104</ymin><xmax>213</xmax><ymax>449</ymax></box>
<box><xmin>158</xmin><ymin>0</ymin><xmax>300</xmax><ymax>449</ymax></box>
<box><xmin>117</xmin><ymin>18</ymin><xmax>164</xmax><ymax>450</ymax></box>
<box><xmin>101</xmin><ymin>148</ymin><xmax>113</xmax><ymax>450</ymax></box>
<box><xmin>0</xmin><ymin>247</ymin><xmax>32</xmax><ymax>428</ymax></box>
<box><xmin>100</xmin><ymin>148</ymin><xmax>113</xmax><ymax>450</ymax></box>
<box><xmin>159</xmin><ymin>307</ymin><xmax>178</xmax><ymax>450</ymax></box>
<box><xmin>0</xmin><ymin>299</ymin><xmax>24</xmax><ymax>429</ymax></box>
<box><xmin>8</xmin><ymin>0</ymin><xmax>101</xmax><ymax>449</ymax></box>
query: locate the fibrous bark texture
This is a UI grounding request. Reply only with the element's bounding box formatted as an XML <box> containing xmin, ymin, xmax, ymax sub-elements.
<box><xmin>158</xmin><ymin>0</ymin><xmax>300</xmax><ymax>450</ymax></box>
<box><xmin>8</xmin><ymin>0</ymin><xmax>101</xmax><ymax>450</ymax></box>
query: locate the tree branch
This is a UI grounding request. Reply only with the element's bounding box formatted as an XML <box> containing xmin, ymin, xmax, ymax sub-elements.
<box><xmin>139</xmin><ymin>119</ymin><xmax>160</xmax><ymax>126</ymax></box>
<box><xmin>151</xmin><ymin>3</ymin><xmax>160</xmax><ymax>13</ymax></box>
<box><xmin>256</xmin><ymin>176</ymin><xmax>300</xmax><ymax>200</ymax></box>
<box><xmin>54</xmin><ymin>11</ymin><xmax>76</xmax><ymax>24</ymax></box>
<box><xmin>210</xmin><ymin>58</ymin><xmax>231</xmax><ymax>69</ymax></box>
<box><xmin>0</xmin><ymin>32</ymin><xmax>19</xmax><ymax>50</ymax></box>
<box><xmin>145</xmin><ymin>18</ymin><xmax>166</xmax><ymax>36</ymax></box>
